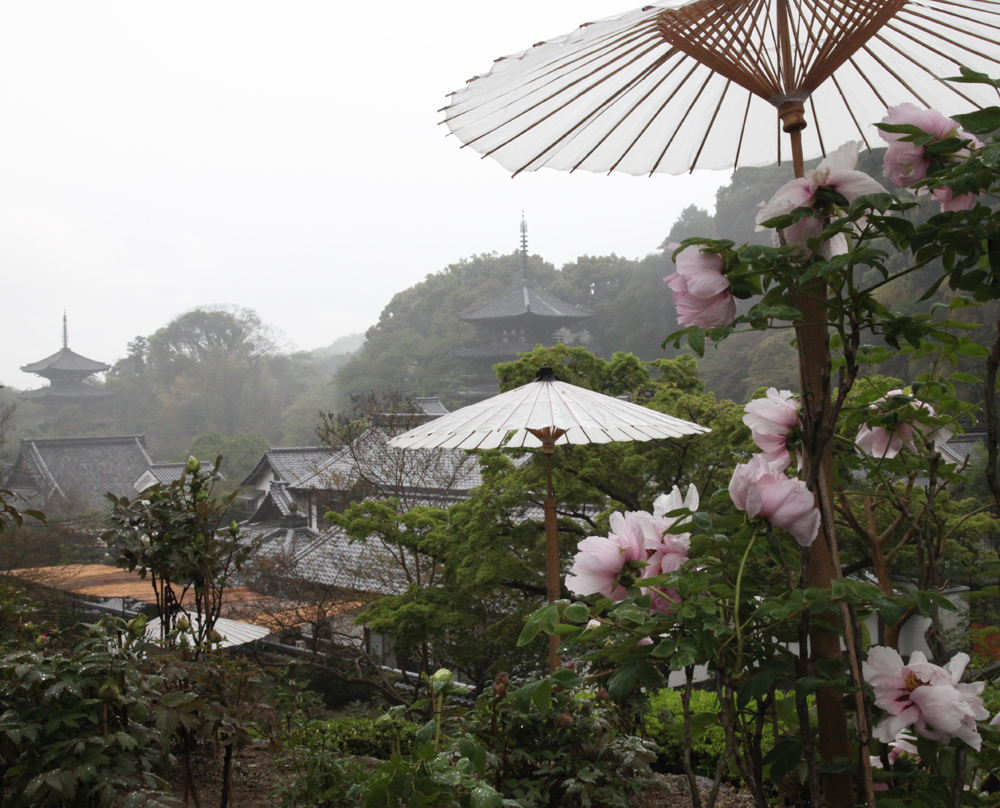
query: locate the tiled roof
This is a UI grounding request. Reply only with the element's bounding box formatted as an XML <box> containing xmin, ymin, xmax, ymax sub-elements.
<box><xmin>459</xmin><ymin>285</ymin><xmax>592</xmax><ymax>322</ymax></box>
<box><xmin>331</xmin><ymin>428</ymin><xmax>483</xmax><ymax>494</ymax></box>
<box><xmin>8</xmin><ymin>435</ymin><xmax>154</xmax><ymax>513</ymax></box>
<box><xmin>240</xmin><ymin>447</ymin><xmax>342</xmax><ymax>490</ymax></box>
<box><xmin>146</xmin><ymin>463</ymin><xmax>187</xmax><ymax>484</ymax></box>
<box><xmin>21</xmin><ymin>347</ymin><xmax>110</xmax><ymax>375</ymax></box>
<box><xmin>243</xmin><ymin>522</ymin><xmax>411</xmax><ymax>596</ymax></box>
<box><xmin>144</xmin><ymin>615</ymin><xmax>270</xmax><ymax>648</ymax></box>
<box><xmin>940</xmin><ymin>428</ymin><xmax>987</xmax><ymax>467</ymax></box>
<box><xmin>294</xmin><ymin>529</ymin><xmax>413</xmax><ymax>595</ymax></box>
<box><xmin>413</xmin><ymin>397</ymin><xmax>450</xmax><ymax>417</ymax></box>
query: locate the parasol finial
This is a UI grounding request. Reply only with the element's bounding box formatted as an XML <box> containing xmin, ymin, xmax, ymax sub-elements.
<box><xmin>534</xmin><ymin>366</ymin><xmax>558</xmax><ymax>383</ymax></box>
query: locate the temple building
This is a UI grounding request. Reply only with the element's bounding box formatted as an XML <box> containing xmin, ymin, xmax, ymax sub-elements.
<box><xmin>454</xmin><ymin>217</ymin><xmax>593</xmax><ymax>400</ymax></box>
<box><xmin>19</xmin><ymin>314</ymin><xmax>113</xmax><ymax>405</ymax></box>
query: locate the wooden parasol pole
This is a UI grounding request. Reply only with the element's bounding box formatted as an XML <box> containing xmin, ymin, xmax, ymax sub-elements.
<box><xmin>527</xmin><ymin>425</ymin><xmax>568</xmax><ymax>673</ymax></box>
<box><xmin>779</xmin><ymin>104</ymin><xmax>855</xmax><ymax>807</ymax></box>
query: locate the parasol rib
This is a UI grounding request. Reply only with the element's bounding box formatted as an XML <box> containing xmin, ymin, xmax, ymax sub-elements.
<box><xmin>576</xmin><ymin>55</ymin><xmax>703</xmax><ymax>172</ymax></box>
<box><xmin>651</xmin><ymin>67</ymin><xmax>725</xmax><ymax>173</ymax></box>
<box><xmin>690</xmin><ymin>78</ymin><xmax>734</xmax><ymax>170</ymax></box>
<box><xmin>604</xmin><ymin>59</ymin><xmax>711</xmax><ymax>173</ymax></box>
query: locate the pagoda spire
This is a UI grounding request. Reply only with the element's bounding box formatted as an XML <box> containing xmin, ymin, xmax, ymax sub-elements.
<box><xmin>62</xmin><ymin>311</ymin><xmax>68</xmax><ymax>349</ymax></box>
<box><xmin>519</xmin><ymin>213</ymin><xmax>529</xmax><ymax>278</ymax></box>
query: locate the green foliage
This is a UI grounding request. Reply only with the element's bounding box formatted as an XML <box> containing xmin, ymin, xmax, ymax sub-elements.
<box><xmin>271</xmin><ymin>737</ymin><xmax>367</xmax><ymax>808</ymax></box>
<box><xmin>289</xmin><ymin>715</ymin><xmax>418</xmax><ymax>759</ymax></box>
<box><xmin>0</xmin><ymin>616</ymin><xmax>176</xmax><ymax>808</ymax></box>
<box><xmin>101</xmin><ymin>306</ymin><xmax>314</xmax><ymax>459</ymax></box>
<box><xmin>103</xmin><ymin>457</ymin><xmax>254</xmax><ymax>653</ymax></box>
<box><xmin>645</xmin><ymin>689</ymin><xmax>728</xmax><ymax>776</ymax></box>
<box><xmin>185</xmin><ymin>432</ymin><xmax>271</xmax><ymax>491</ymax></box>
<box><xmin>469</xmin><ymin>675</ymin><xmax>658</xmax><ymax>808</ymax></box>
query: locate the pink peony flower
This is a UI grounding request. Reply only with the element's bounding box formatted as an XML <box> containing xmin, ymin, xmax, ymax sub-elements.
<box><xmin>567</xmin><ymin>487</ymin><xmax>698</xmax><ymax>608</ymax></box>
<box><xmin>729</xmin><ymin>455</ymin><xmax>819</xmax><ymax>546</ymax></box>
<box><xmin>756</xmin><ymin>141</ymin><xmax>886</xmax><ymax>256</ymax></box>
<box><xmin>743</xmin><ymin>388</ymin><xmax>799</xmax><ymax>471</ymax></box>
<box><xmin>931</xmin><ymin>186</ymin><xmax>977</xmax><ymax>212</ymax></box>
<box><xmin>855</xmin><ymin>390</ymin><xmax>954</xmax><ymax>459</ymax></box>
<box><xmin>880</xmin><ymin>104</ymin><xmax>982</xmax><ymax>210</ymax></box>
<box><xmin>665</xmin><ymin>246</ymin><xmax>736</xmax><ymax>329</ymax></box>
<box><xmin>863</xmin><ymin>646</ymin><xmax>988</xmax><ymax>750</ymax></box>
<box><xmin>566</xmin><ymin>513</ymin><xmax>648</xmax><ymax>600</ymax></box>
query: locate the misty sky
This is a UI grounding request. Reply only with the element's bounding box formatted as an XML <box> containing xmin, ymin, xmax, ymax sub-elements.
<box><xmin>2</xmin><ymin>2</ymin><xmax>730</xmax><ymax>389</ymax></box>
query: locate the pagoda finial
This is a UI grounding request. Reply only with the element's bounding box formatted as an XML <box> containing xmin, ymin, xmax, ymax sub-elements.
<box><xmin>520</xmin><ymin>212</ymin><xmax>529</xmax><ymax>279</ymax></box>
<box><xmin>62</xmin><ymin>311</ymin><xmax>68</xmax><ymax>349</ymax></box>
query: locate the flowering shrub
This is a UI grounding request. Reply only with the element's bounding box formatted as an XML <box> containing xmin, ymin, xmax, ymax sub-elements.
<box><xmin>566</xmin><ymin>486</ymin><xmax>696</xmax><ymax>609</ymax></box>
<box><xmin>728</xmin><ymin>454</ymin><xmax>819</xmax><ymax>547</ymax></box>
<box><xmin>526</xmin><ymin>71</ymin><xmax>1000</xmax><ymax>808</ymax></box>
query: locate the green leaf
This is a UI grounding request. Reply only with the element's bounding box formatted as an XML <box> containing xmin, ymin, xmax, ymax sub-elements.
<box><xmin>795</xmin><ymin>677</ymin><xmax>830</xmax><ymax>698</ymax></box>
<box><xmin>550</xmin><ymin>667</ymin><xmax>584</xmax><ymax>688</ymax></box>
<box><xmin>945</xmin><ymin>67</ymin><xmax>1000</xmax><ymax>87</ymax></box>
<box><xmin>688</xmin><ymin>328</ymin><xmax>706</xmax><ymax>357</ymax></box>
<box><xmin>763</xmin><ymin>737</ymin><xmax>803</xmax><ymax>782</ymax></box>
<box><xmin>956</xmin><ymin>342</ymin><xmax>990</xmax><ymax>358</ymax></box>
<box><xmin>950</xmin><ymin>371</ymin><xmax>983</xmax><ymax>384</ymax></box>
<box><xmin>470</xmin><ymin>785</ymin><xmax>503</xmax><ymax>808</ymax></box>
<box><xmin>951</xmin><ymin>106</ymin><xmax>1000</xmax><ymax>134</ymax></box>
<box><xmin>457</xmin><ymin>738</ymin><xmax>487</xmax><ymax>777</ymax></box>
<box><xmin>531</xmin><ymin>679</ymin><xmax>552</xmax><ymax>713</ymax></box>
<box><xmin>607</xmin><ymin>664</ymin><xmax>638</xmax><ymax>700</ymax></box>
<box><xmin>563</xmin><ymin>602</ymin><xmax>590</xmax><ymax>624</ymax></box>
<box><xmin>737</xmin><ymin>668</ymin><xmax>777</xmax><ymax>708</ymax></box>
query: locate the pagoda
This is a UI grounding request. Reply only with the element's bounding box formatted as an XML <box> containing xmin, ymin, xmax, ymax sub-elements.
<box><xmin>454</xmin><ymin>217</ymin><xmax>592</xmax><ymax>399</ymax></box>
<box><xmin>19</xmin><ymin>314</ymin><xmax>113</xmax><ymax>404</ymax></box>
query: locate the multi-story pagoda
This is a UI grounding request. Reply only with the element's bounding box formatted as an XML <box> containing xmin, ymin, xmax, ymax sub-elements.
<box><xmin>454</xmin><ymin>217</ymin><xmax>593</xmax><ymax>399</ymax></box>
<box><xmin>19</xmin><ymin>314</ymin><xmax>113</xmax><ymax>405</ymax></box>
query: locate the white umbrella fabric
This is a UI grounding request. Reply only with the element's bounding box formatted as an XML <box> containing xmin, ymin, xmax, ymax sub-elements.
<box><xmin>443</xmin><ymin>0</ymin><xmax>1000</xmax><ymax>177</ymax></box>
<box><xmin>389</xmin><ymin>367</ymin><xmax>710</xmax><ymax>671</ymax></box>
<box><xmin>390</xmin><ymin>370</ymin><xmax>710</xmax><ymax>450</ymax></box>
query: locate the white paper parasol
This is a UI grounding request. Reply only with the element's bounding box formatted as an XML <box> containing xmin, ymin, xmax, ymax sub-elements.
<box><xmin>390</xmin><ymin>367</ymin><xmax>709</xmax><ymax>671</ymax></box>
<box><xmin>443</xmin><ymin>0</ymin><xmax>1000</xmax><ymax>176</ymax></box>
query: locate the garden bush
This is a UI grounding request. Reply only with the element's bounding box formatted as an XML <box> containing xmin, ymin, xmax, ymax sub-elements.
<box><xmin>290</xmin><ymin>715</ymin><xmax>418</xmax><ymax>759</ymax></box>
<box><xmin>469</xmin><ymin>672</ymin><xmax>659</xmax><ymax>808</ymax></box>
<box><xmin>645</xmin><ymin>688</ymin><xmax>728</xmax><ymax>777</ymax></box>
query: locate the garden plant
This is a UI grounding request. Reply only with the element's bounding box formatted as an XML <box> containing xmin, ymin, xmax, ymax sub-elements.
<box><xmin>522</xmin><ymin>70</ymin><xmax>1000</xmax><ymax>808</ymax></box>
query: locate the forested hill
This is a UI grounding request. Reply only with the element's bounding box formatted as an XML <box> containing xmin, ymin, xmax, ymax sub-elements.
<box><xmin>335</xmin><ymin>148</ymin><xmax>907</xmax><ymax>406</ymax></box>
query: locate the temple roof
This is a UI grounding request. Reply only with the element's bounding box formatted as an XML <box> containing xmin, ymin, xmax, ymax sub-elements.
<box><xmin>7</xmin><ymin>435</ymin><xmax>154</xmax><ymax>513</ymax></box>
<box><xmin>21</xmin><ymin>347</ymin><xmax>110</xmax><ymax>376</ymax></box>
<box><xmin>459</xmin><ymin>285</ymin><xmax>592</xmax><ymax>322</ymax></box>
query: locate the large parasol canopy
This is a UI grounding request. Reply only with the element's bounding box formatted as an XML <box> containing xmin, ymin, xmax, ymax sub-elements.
<box><xmin>390</xmin><ymin>368</ymin><xmax>709</xmax><ymax>671</ymax></box>
<box><xmin>443</xmin><ymin>0</ymin><xmax>1000</xmax><ymax>177</ymax></box>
